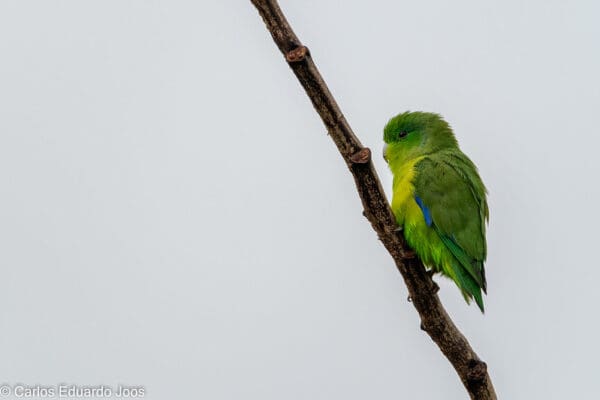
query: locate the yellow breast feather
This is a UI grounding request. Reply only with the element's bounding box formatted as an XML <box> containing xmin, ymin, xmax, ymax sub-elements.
<box><xmin>391</xmin><ymin>156</ymin><xmax>426</xmax><ymax>227</ymax></box>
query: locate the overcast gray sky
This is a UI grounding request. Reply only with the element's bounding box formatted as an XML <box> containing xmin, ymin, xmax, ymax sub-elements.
<box><xmin>1</xmin><ymin>1</ymin><xmax>599</xmax><ymax>399</ymax></box>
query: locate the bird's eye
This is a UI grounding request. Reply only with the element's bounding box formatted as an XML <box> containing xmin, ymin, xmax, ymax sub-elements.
<box><xmin>398</xmin><ymin>130</ymin><xmax>408</xmax><ymax>139</ymax></box>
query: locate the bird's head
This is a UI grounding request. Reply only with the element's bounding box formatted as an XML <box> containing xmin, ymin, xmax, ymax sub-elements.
<box><xmin>383</xmin><ymin>111</ymin><xmax>458</xmax><ymax>167</ymax></box>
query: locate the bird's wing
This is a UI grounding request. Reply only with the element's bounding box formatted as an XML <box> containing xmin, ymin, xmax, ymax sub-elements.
<box><xmin>413</xmin><ymin>154</ymin><xmax>488</xmax><ymax>291</ymax></box>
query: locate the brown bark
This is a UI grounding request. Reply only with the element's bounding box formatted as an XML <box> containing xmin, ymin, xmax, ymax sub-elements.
<box><xmin>250</xmin><ymin>1</ymin><xmax>497</xmax><ymax>399</ymax></box>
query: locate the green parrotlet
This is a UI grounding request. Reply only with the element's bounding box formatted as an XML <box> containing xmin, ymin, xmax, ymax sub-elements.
<box><xmin>383</xmin><ymin>111</ymin><xmax>489</xmax><ymax>312</ymax></box>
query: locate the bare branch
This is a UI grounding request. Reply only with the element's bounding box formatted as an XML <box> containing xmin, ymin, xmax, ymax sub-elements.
<box><xmin>250</xmin><ymin>1</ymin><xmax>497</xmax><ymax>398</ymax></box>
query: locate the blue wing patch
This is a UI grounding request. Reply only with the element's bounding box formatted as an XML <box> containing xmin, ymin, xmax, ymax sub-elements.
<box><xmin>414</xmin><ymin>196</ymin><xmax>432</xmax><ymax>226</ymax></box>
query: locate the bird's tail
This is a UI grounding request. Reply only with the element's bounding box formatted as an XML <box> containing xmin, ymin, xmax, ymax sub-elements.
<box><xmin>453</xmin><ymin>261</ymin><xmax>485</xmax><ymax>313</ymax></box>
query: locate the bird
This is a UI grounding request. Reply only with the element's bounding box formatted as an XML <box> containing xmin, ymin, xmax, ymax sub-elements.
<box><xmin>383</xmin><ymin>111</ymin><xmax>489</xmax><ymax>312</ymax></box>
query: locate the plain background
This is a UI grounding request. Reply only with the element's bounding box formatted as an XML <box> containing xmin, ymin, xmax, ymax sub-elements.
<box><xmin>1</xmin><ymin>1</ymin><xmax>599</xmax><ymax>399</ymax></box>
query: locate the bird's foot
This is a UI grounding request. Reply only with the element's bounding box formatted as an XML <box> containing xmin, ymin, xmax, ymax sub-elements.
<box><xmin>425</xmin><ymin>270</ymin><xmax>439</xmax><ymax>293</ymax></box>
<box><xmin>431</xmin><ymin>280</ymin><xmax>440</xmax><ymax>294</ymax></box>
<box><xmin>402</xmin><ymin>249</ymin><xmax>417</xmax><ymax>259</ymax></box>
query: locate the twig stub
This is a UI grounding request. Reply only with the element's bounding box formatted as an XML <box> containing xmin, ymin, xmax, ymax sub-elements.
<box><xmin>285</xmin><ymin>45</ymin><xmax>308</xmax><ymax>63</ymax></box>
<box><xmin>467</xmin><ymin>360</ymin><xmax>488</xmax><ymax>382</ymax></box>
<box><xmin>349</xmin><ymin>148</ymin><xmax>371</xmax><ymax>164</ymax></box>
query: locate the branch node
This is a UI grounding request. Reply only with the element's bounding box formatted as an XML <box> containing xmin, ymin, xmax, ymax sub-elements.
<box><xmin>286</xmin><ymin>45</ymin><xmax>309</xmax><ymax>63</ymax></box>
<box><xmin>467</xmin><ymin>360</ymin><xmax>488</xmax><ymax>382</ymax></box>
<box><xmin>349</xmin><ymin>148</ymin><xmax>371</xmax><ymax>164</ymax></box>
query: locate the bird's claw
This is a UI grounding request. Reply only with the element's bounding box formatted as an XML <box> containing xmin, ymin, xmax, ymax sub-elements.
<box><xmin>425</xmin><ymin>270</ymin><xmax>440</xmax><ymax>293</ymax></box>
<box><xmin>402</xmin><ymin>249</ymin><xmax>417</xmax><ymax>259</ymax></box>
<box><xmin>431</xmin><ymin>280</ymin><xmax>440</xmax><ymax>294</ymax></box>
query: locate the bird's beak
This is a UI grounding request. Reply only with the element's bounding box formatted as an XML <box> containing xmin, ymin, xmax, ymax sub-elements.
<box><xmin>382</xmin><ymin>143</ymin><xmax>388</xmax><ymax>163</ymax></box>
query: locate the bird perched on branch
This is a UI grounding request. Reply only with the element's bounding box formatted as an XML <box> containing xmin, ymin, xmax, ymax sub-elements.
<box><xmin>383</xmin><ymin>112</ymin><xmax>489</xmax><ymax>311</ymax></box>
